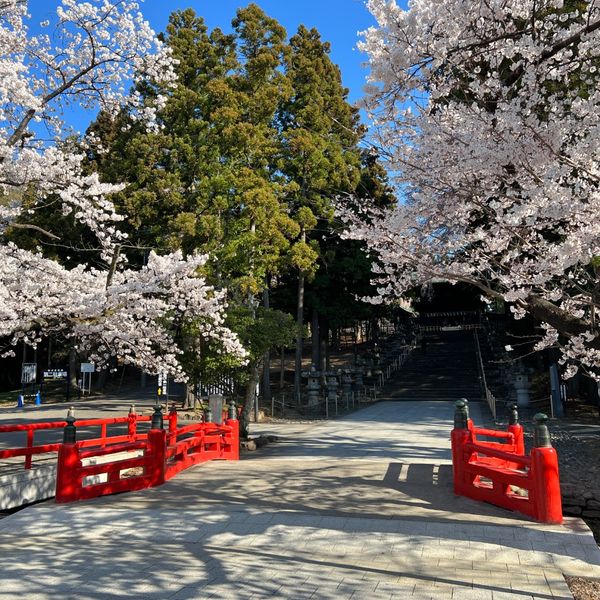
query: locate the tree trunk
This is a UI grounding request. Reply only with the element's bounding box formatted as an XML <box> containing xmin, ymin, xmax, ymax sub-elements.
<box><xmin>240</xmin><ymin>360</ymin><xmax>261</xmax><ymax>439</ymax></box>
<box><xmin>294</xmin><ymin>271</ymin><xmax>305</xmax><ymax>404</ymax></box>
<box><xmin>68</xmin><ymin>345</ymin><xmax>79</xmax><ymax>395</ymax></box>
<box><xmin>311</xmin><ymin>308</ymin><xmax>320</xmax><ymax>368</ymax></box>
<box><xmin>47</xmin><ymin>336</ymin><xmax>52</xmax><ymax>368</ymax></box>
<box><xmin>280</xmin><ymin>347</ymin><xmax>286</xmax><ymax>389</ymax></box>
<box><xmin>97</xmin><ymin>359</ymin><xmax>110</xmax><ymax>390</ymax></box>
<box><xmin>262</xmin><ymin>286</ymin><xmax>272</xmax><ymax>404</ymax></box>
<box><xmin>183</xmin><ymin>383</ymin><xmax>195</xmax><ymax>410</ymax></box>
<box><xmin>181</xmin><ymin>332</ymin><xmax>195</xmax><ymax>409</ymax></box>
<box><xmin>319</xmin><ymin>314</ymin><xmax>329</xmax><ymax>371</ymax></box>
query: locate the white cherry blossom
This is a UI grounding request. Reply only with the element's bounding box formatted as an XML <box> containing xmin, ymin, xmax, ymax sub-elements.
<box><xmin>0</xmin><ymin>1</ymin><xmax>245</xmax><ymax>378</ymax></box>
<box><xmin>344</xmin><ymin>0</ymin><xmax>600</xmax><ymax>377</ymax></box>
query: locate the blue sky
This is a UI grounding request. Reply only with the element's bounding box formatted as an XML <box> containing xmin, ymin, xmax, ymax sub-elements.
<box><xmin>142</xmin><ymin>0</ymin><xmax>379</xmax><ymax>104</ymax></box>
<box><xmin>29</xmin><ymin>1</ymin><xmax>385</xmax><ymax>132</ymax></box>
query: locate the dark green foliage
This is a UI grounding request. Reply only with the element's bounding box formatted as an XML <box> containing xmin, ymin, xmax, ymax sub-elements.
<box><xmin>86</xmin><ymin>4</ymin><xmax>392</xmax><ymax>393</ymax></box>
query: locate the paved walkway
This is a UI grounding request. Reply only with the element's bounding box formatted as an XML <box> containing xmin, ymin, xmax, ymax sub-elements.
<box><xmin>1</xmin><ymin>401</ymin><xmax>599</xmax><ymax>599</ymax></box>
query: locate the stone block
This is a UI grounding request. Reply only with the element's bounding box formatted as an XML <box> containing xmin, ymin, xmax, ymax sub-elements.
<box><xmin>0</xmin><ymin>464</ymin><xmax>56</xmax><ymax>510</ymax></box>
<box><xmin>582</xmin><ymin>510</ymin><xmax>600</xmax><ymax>518</ymax></box>
<box><xmin>564</xmin><ymin>506</ymin><xmax>583</xmax><ymax>516</ymax></box>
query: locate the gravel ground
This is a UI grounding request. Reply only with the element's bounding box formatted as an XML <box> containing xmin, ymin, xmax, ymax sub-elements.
<box><xmin>531</xmin><ymin>403</ymin><xmax>600</xmax><ymax>600</ymax></box>
<box><xmin>567</xmin><ymin>576</ymin><xmax>600</xmax><ymax>600</ymax></box>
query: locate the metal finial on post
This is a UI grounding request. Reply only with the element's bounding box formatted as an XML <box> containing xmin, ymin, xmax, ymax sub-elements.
<box><xmin>151</xmin><ymin>403</ymin><xmax>164</xmax><ymax>430</ymax></box>
<box><xmin>454</xmin><ymin>399</ymin><xmax>468</xmax><ymax>429</ymax></box>
<box><xmin>63</xmin><ymin>406</ymin><xmax>77</xmax><ymax>443</ymax></box>
<box><xmin>533</xmin><ymin>413</ymin><xmax>552</xmax><ymax>448</ymax></box>
<box><xmin>462</xmin><ymin>398</ymin><xmax>470</xmax><ymax>421</ymax></box>
<box><xmin>129</xmin><ymin>404</ymin><xmax>136</xmax><ymax>415</ymax></box>
<box><xmin>228</xmin><ymin>399</ymin><xmax>237</xmax><ymax>420</ymax></box>
<box><xmin>509</xmin><ymin>403</ymin><xmax>519</xmax><ymax>426</ymax></box>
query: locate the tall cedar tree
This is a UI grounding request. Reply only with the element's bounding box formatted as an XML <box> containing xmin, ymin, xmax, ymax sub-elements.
<box><xmin>87</xmin><ymin>7</ymin><xmax>298</xmax><ymax>433</ymax></box>
<box><xmin>87</xmin><ymin>6</ymin><xmax>389</xmax><ymax>424</ymax></box>
<box><xmin>277</xmin><ymin>25</ymin><xmax>363</xmax><ymax>396</ymax></box>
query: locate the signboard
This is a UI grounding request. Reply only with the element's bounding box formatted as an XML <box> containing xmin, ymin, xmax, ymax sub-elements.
<box><xmin>157</xmin><ymin>372</ymin><xmax>168</xmax><ymax>397</ymax></box>
<box><xmin>209</xmin><ymin>394</ymin><xmax>224</xmax><ymax>425</ymax></box>
<box><xmin>43</xmin><ymin>369</ymin><xmax>68</xmax><ymax>379</ymax></box>
<box><xmin>80</xmin><ymin>363</ymin><xmax>95</xmax><ymax>373</ymax></box>
<box><xmin>21</xmin><ymin>363</ymin><xmax>37</xmax><ymax>385</ymax></box>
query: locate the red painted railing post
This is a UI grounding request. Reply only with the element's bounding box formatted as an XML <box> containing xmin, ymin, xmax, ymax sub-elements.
<box><xmin>147</xmin><ymin>429</ymin><xmax>166</xmax><ymax>487</ymax></box>
<box><xmin>55</xmin><ymin>443</ymin><xmax>80</xmax><ymax>503</ymax></box>
<box><xmin>147</xmin><ymin>405</ymin><xmax>166</xmax><ymax>487</ymax></box>
<box><xmin>25</xmin><ymin>429</ymin><xmax>34</xmax><ymax>470</ymax></box>
<box><xmin>225</xmin><ymin>419</ymin><xmax>240</xmax><ymax>460</ymax></box>
<box><xmin>531</xmin><ymin>413</ymin><xmax>562</xmax><ymax>524</ymax></box>
<box><xmin>507</xmin><ymin>403</ymin><xmax>525</xmax><ymax>455</ymax></box>
<box><xmin>168</xmin><ymin>404</ymin><xmax>178</xmax><ymax>446</ymax></box>
<box><xmin>451</xmin><ymin>400</ymin><xmax>471</xmax><ymax>496</ymax></box>
<box><xmin>127</xmin><ymin>405</ymin><xmax>137</xmax><ymax>440</ymax></box>
<box><xmin>55</xmin><ymin>408</ymin><xmax>79</xmax><ymax>503</ymax></box>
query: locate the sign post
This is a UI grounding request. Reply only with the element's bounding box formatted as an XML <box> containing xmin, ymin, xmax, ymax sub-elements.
<box><xmin>18</xmin><ymin>363</ymin><xmax>38</xmax><ymax>407</ymax></box>
<box><xmin>157</xmin><ymin>372</ymin><xmax>169</xmax><ymax>404</ymax></box>
<box><xmin>21</xmin><ymin>363</ymin><xmax>37</xmax><ymax>385</ymax></box>
<box><xmin>41</xmin><ymin>368</ymin><xmax>70</xmax><ymax>402</ymax></box>
<box><xmin>80</xmin><ymin>363</ymin><xmax>95</xmax><ymax>395</ymax></box>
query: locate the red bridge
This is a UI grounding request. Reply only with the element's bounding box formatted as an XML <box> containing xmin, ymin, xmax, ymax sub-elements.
<box><xmin>0</xmin><ymin>404</ymin><xmax>239</xmax><ymax>504</ymax></box>
<box><xmin>451</xmin><ymin>400</ymin><xmax>562</xmax><ymax>524</ymax></box>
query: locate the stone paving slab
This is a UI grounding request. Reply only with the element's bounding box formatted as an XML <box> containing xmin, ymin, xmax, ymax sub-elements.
<box><xmin>0</xmin><ymin>401</ymin><xmax>598</xmax><ymax>599</ymax></box>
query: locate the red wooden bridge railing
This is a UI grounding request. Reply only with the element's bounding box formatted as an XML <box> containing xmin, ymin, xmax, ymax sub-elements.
<box><xmin>0</xmin><ymin>402</ymin><xmax>240</xmax><ymax>503</ymax></box>
<box><xmin>55</xmin><ymin>403</ymin><xmax>240</xmax><ymax>503</ymax></box>
<box><xmin>451</xmin><ymin>400</ymin><xmax>562</xmax><ymax>524</ymax></box>
<box><xmin>0</xmin><ymin>409</ymin><xmax>153</xmax><ymax>470</ymax></box>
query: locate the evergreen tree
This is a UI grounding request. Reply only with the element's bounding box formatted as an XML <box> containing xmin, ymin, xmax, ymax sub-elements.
<box><xmin>87</xmin><ymin>7</ymin><xmax>299</xmax><ymax>430</ymax></box>
<box><xmin>277</xmin><ymin>25</ymin><xmax>363</xmax><ymax>397</ymax></box>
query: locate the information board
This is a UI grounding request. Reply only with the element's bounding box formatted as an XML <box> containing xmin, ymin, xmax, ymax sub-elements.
<box><xmin>21</xmin><ymin>363</ymin><xmax>37</xmax><ymax>385</ymax></box>
<box><xmin>157</xmin><ymin>372</ymin><xmax>168</xmax><ymax>397</ymax></box>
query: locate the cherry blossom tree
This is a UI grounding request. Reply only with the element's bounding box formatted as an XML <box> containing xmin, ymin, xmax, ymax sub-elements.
<box><xmin>343</xmin><ymin>0</ymin><xmax>600</xmax><ymax>377</ymax></box>
<box><xmin>0</xmin><ymin>0</ymin><xmax>246</xmax><ymax>378</ymax></box>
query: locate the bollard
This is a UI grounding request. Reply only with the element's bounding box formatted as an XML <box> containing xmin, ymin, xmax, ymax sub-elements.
<box><xmin>63</xmin><ymin>407</ymin><xmax>77</xmax><ymax>443</ymax></box>
<box><xmin>531</xmin><ymin>413</ymin><xmax>562</xmax><ymax>524</ymax></box>
<box><xmin>205</xmin><ymin>406</ymin><xmax>213</xmax><ymax>424</ymax></box>
<box><xmin>151</xmin><ymin>403</ymin><xmax>164</xmax><ymax>430</ymax></box>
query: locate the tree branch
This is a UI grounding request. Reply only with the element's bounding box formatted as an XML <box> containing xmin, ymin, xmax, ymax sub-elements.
<box><xmin>8</xmin><ymin>223</ymin><xmax>60</xmax><ymax>240</ymax></box>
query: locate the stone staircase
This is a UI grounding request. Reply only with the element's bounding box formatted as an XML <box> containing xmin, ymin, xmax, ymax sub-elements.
<box><xmin>384</xmin><ymin>330</ymin><xmax>483</xmax><ymax>401</ymax></box>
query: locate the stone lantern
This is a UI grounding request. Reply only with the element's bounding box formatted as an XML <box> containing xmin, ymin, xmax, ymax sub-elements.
<box><xmin>302</xmin><ymin>364</ymin><xmax>322</xmax><ymax>406</ymax></box>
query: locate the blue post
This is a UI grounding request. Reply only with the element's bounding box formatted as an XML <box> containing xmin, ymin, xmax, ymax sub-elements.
<box><xmin>35</xmin><ymin>391</ymin><xmax>41</xmax><ymax>406</ymax></box>
<box><xmin>17</xmin><ymin>394</ymin><xmax>24</xmax><ymax>408</ymax></box>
